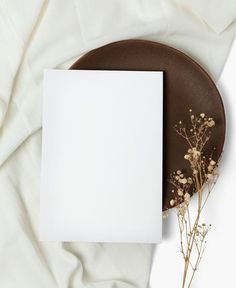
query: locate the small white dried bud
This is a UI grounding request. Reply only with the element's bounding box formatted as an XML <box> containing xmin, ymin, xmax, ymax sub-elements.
<box><xmin>179</xmin><ymin>178</ymin><xmax>187</xmax><ymax>184</ymax></box>
<box><xmin>200</xmin><ymin>113</ymin><xmax>205</xmax><ymax>118</ymax></box>
<box><xmin>184</xmin><ymin>193</ymin><xmax>191</xmax><ymax>202</ymax></box>
<box><xmin>208</xmin><ymin>165</ymin><xmax>214</xmax><ymax>172</ymax></box>
<box><xmin>170</xmin><ymin>199</ymin><xmax>175</xmax><ymax>206</ymax></box>
<box><xmin>177</xmin><ymin>189</ymin><xmax>184</xmax><ymax>196</ymax></box>
<box><xmin>192</xmin><ymin>148</ymin><xmax>201</xmax><ymax>159</ymax></box>
<box><xmin>184</xmin><ymin>154</ymin><xmax>190</xmax><ymax>160</ymax></box>
<box><xmin>207</xmin><ymin>120</ymin><xmax>215</xmax><ymax>127</ymax></box>
<box><xmin>187</xmin><ymin>177</ymin><xmax>193</xmax><ymax>184</ymax></box>
<box><xmin>210</xmin><ymin>160</ymin><xmax>216</xmax><ymax>166</ymax></box>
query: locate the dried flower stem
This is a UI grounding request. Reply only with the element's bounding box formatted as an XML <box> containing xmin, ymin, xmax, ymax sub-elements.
<box><xmin>169</xmin><ymin>110</ymin><xmax>219</xmax><ymax>288</ymax></box>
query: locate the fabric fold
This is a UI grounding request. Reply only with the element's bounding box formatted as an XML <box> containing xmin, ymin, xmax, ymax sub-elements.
<box><xmin>177</xmin><ymin>0</ymin><xmax>236</xmax><ymax>34</ymax></box>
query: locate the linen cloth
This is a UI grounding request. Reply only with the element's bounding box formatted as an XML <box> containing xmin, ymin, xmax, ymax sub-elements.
<box><xmin>0</xmin><ymin>1</ymin><xmax>235</xmax><ymax>288</ymax></box>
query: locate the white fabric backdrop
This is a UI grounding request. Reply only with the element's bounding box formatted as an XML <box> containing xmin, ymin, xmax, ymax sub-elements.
<box><xmin>0</xmin><ymin>1</ymin><xmax>235</xmax><ymax>287</ymax></box>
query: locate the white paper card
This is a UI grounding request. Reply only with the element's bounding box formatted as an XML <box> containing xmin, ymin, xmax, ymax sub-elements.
<box><xmin>40</xmin><ymin>69</ymin><xmax>163</xmax><ymax>243</ymax></box>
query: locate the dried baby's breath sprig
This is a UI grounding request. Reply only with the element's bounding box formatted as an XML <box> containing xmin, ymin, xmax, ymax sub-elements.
<box><xmin>170</xmin><ymin>110</ymin><xmax>219</xmax><ymax>288</ymax></box>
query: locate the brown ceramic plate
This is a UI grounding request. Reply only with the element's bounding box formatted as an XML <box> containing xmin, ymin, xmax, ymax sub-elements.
<box><xmin>70</xmin><ymin>39</ymin><xmax>225</xmax><ymax>211</ymax></box>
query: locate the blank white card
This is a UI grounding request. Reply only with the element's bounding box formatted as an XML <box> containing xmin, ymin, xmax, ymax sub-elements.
<box><xmin>40</xmin><ymin>70</ymin><xmax>163</xmax><ymax>243</ymax></box>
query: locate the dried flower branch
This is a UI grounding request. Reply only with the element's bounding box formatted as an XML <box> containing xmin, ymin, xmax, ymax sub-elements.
<box><xmin>169</xmin><ymin>110</ymin><xmax>219</xmax><ymax>288</ymax></box>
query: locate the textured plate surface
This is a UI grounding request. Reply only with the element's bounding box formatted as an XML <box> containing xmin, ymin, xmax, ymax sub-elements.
<box><xmin>70</xmin><ymin>40</ymin><xmax>225</xmax><ymax>210</ymax></box>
